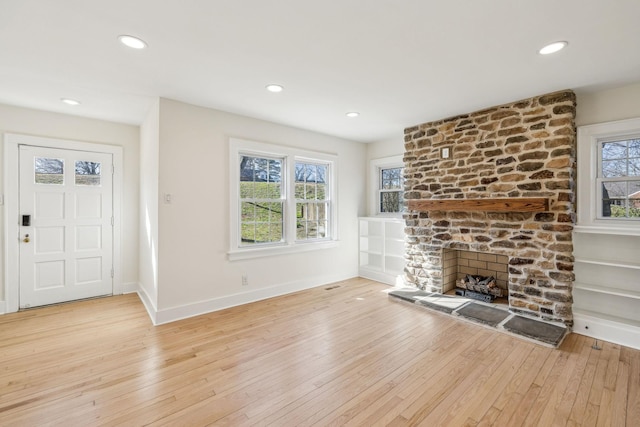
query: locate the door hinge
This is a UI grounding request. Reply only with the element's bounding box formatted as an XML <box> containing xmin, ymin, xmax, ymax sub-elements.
<box><xmin>112</xmin><ymin>164</ymin><xmax>115</xmax><ymax>175</ymax></box>
<box><xmin>111</xmin><ymin>268</ymin><xmax>114</xmax><ymax>278</ymax></box>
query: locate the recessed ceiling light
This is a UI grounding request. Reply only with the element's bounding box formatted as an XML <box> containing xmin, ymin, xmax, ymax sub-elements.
<box><xmin>61</xmin><ymin>98</ymin><xmax>81</xmax><ymax>106</ymax></box>
<box><xmin>118</xmin><ymin>35</ymin><xmax>147</xmax><ymax>49</ymax></box>
<box><xmin>266</xmin><ymin>84</ymin><xmax>284</xmax><ymax>93</ymax></box>
<box><xmin>346</xmin><ymin>112</ymin><xmax>360</xmax><ymax>118</ymax></box>
<box><xmin>539</xmin><ymin>41</ymin><xmax>568</xmax><ymax>55</ymax></box>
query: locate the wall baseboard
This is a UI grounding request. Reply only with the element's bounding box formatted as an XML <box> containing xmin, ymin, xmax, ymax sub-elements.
<box><xmin>154</xmin><ymin>273</ymin><xmax>356</xmax><ymax>325</ymax></box>
<box><xmin>136</xmin><ymin>285</ymin><xmax>158</xmax><ymax>325</ymax></box>
<box><xmin>573</xmin><ymin>311</ymin><xmax>640</xmax><ymax>350</ymax></box>
<box><xmin>359</xmin><ymin>270</ymin><xmax>406</xmax><ymax>287</ymax></box>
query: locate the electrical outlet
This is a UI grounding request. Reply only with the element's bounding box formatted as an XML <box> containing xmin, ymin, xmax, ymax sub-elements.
<box><xmin>242</xmin><ymin>275</ymin><xmax>249</xmax><ymax>286</ymax></box>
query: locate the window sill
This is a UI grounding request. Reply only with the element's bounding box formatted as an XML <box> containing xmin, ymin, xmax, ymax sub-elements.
<box><xmin>574</xmin><ymin>224</ymin><xmax>640</xmax><ymax>237</ymax></box>
<box><xmin>228</xmin><ymin>240</ymin><xmax>339</xmax><ymax>261</ymax></box>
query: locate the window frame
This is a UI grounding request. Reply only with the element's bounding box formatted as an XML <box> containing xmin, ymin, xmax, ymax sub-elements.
<box><xmin>577</xmin><ymin>117</ymin><xmax>640</xmax><ymax>235</ymax></box>
<box><xmin>229</xmin><ymin>138</ymin><xmax>338</xmax><ymax>260</ymax></box>
<box><xmin>369</xmin><ymin>155</ymin><xmax>404</xmax><ymax>217</ymax></box>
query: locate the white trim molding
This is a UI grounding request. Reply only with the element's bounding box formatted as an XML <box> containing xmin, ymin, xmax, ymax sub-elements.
<box><xmin>577</xmin><ymin>117</ymin><xmax>640</xmax><ymax>232</ymax></box>
<box><xmin>153</xmin><ymin>272</ymin><xmax>355</xmax><ymax>325</ymax></box>
<box><xmin>573</xmin><ymin>310</ymin><xmax>640</xmax><ymax>350</ymax></box>
<box><xmin>3</xmin><ymin>133</ymin><xmax>124</xmax><ymax>313</ymax></box>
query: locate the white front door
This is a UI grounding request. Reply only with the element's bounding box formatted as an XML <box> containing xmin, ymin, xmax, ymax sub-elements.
<box><xmin>19</xmin><ymin>145</ymin><xmax>114</xmax><ymax>308</ymax></box>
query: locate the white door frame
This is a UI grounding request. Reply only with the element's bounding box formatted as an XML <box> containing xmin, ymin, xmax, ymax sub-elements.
<box><xmin>4</xmin><ymin>133</ymin><xmax>123</xmax><ymax>313</ymax></box>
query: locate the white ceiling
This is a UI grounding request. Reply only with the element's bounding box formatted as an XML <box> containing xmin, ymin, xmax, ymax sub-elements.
<box><xmin>1</xmin><ymin>0</ymin><xmax>639</xmax><ymax>143</ymax></box>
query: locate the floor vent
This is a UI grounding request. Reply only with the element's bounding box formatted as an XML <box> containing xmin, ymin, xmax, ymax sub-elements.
<box><xmin>325</xmin><ymin>285</ymin><xmax>340</xmax><ymax>290</ymax></box>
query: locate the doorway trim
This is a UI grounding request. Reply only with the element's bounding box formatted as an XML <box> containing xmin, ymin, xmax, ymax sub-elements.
<box><xmin>4</xmin><ymin>133</ymin><xmax>123</xmax><ymax>313</ymax></box>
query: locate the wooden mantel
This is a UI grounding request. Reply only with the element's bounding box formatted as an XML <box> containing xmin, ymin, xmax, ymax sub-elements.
<box><xmin>407</xmin><ymin>198</ymin><xmax>549</xmax><ymax>213</ymax></box>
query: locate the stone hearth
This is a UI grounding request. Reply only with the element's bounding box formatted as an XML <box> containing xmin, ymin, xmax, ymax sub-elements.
<box><xmin>402</xmin><ymin>90</ymin><xmax>576</xmax><ymax>327</ymax></box>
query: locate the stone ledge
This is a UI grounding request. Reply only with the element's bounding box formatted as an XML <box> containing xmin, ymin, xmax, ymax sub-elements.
<box><xmin>388</xmin><ymin>288</ymin><xmax>568</xmax><ymax>347</ymax></box>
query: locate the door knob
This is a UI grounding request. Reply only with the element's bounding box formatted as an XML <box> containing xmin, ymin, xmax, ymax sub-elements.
<box><xmin>23</xmin><ymin>234</ymin><xmax>30</xmax><ymax>243</ymax></box>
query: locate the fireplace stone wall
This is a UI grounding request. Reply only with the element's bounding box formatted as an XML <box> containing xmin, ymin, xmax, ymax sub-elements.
<box><xmin>403</xmin><ymin>90</ymin><xmax>576</xmax><ymax>326</ymax></box>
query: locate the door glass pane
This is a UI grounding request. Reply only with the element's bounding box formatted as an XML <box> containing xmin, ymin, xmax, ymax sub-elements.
<box><xmin>35</xmin><ymin>157</ymin><xmax>64</xmax><ymax>184</ymax></box>
<box><xmin>75</xmin><ymin>161</ymin><xmax>101</xmax><ymax>186</ymax></box>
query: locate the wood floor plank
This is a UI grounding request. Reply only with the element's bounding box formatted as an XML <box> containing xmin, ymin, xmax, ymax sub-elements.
<box><xmin>0</xmin><ymin>278</ymin><xmax>638</xmax><ymax>426</ymax></box>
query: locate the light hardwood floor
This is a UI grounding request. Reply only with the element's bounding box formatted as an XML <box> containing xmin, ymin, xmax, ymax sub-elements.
<box><xmin>1</xmin><ymin>278</ymin><xmax>638</xmax><ymax>426</ymax></box>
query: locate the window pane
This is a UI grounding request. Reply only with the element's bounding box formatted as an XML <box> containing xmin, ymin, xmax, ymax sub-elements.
<box><xmin>317</xmin><ymin>203</ymin><xmax>327</xmax><ymax>220</ymax></box>
<box><xmin>630</xmin><ymin>139</ymin><xmax>640</xmax><ymax>158</ymax></box>
<box><xmin>240</xmin><ymin>200</ymin><xmax>283</xmax><ymax>245</ymax></box>
<box><xmin>381</xmin><ymin>167</ymin><xmax>403</xmax><ymax>190</ymax></box>
<box><xmin>241</xmin><ymin>202</ymin><xmax>256</xmax><ymax>222</ymax></box>
<box><xmin>240</xmin><ymin>181</ymin><xmax>254</xmax><ymax>198</ymax></box>
<box><xmin>35</xmin><ymin>157</ymin><xmax>64</xmax><ymax>184</ymax></box>
<box><xmin>254</xmin><ymin>183</ymin><xmax>270</xmax><ymax>198</ymax></box>
<box><xmin>602</xmin><ymin>160</ymin><xmax>626</xmax><ymax>178</ymax></box>
<box><xmin>602</xmin><ymin>181</ymin><xmax>626</xmax><ymax>199</ymax></box>
<box><xmin>602</xmin><ymin>181</ymin><xmax>640</xmax><ymax>218</ymax></box>
<box><xmin>602</xmin><ymin>141</ymin><xmax>627</xmax><ymax>160</ymax></box>
<box><xmin>241</xmin><ymin>223</ymin><xmax>255</xmax><ymax>243</ymax></box>
<box><xmin>296</xmin><ymin>220</ymin><xmax>306</xmax><ymax>240</ymax></box>
<box><xmin>240</xmin><ymin>156</ymin><xmax>282</xmax><ymax>187</ymax></box>
<box><xmin>318</xmin><ymin>220</ymin><xmax>328</xmax><ymax>238</ymax></box>
<box><xmin>305</xmin><ymin>184</ymin><xmax>316</xmax><ymax>200</ymax></box>
<box><xmin>265</xmin><ymin>202</ymin><xmax>283</xmax><ymax>222</ymax></box>
<box><xmin>380</xmin><ymin>191</ymin><xmax>402</xmax><ymax>213</ymax></box>
<box><xmin>629</xmin><ymin>181</ymin><xmax>640</xmax><ymax>218</ymax></box>
<box><xmin>630</xmin><ymin>157</ymin><xmax>640</xmax><ymax>177</ymax></box>
<box><xmin>269</xmin><ymin>223</ymin><xmax>283</xmax><ymax>242</ymax></box>
<box><xmin>75</xmin><ymin>161</ymin><xmax>101</xmax><ymax>186</ymax></box>
<box><xmin>296</xmin><ymin>202</ymin><xmax>329</xmax><ymax>240</ymax></box>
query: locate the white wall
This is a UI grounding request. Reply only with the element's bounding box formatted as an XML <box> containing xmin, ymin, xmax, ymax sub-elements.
<box><xmin>138</xmin><ymin>99</ymin><xmax>160</xmax><ymax>317</ymax></box>
<box><xmin>151</xmin><ymin>98</ymin><xmax>366</xmax><ymax>322</ymax></box>
<box><xmin>576</xmin><ymin>82</ymin><xmax>640</xmax><ymax>126</ymax></box>
<box><xmin>0</xmin><ymin>103</ymin><xmax>140</xmax><ymax>306</ymax></box>
<box><xmin>365</xmin><ymin>138</ymin><xmax>404</xmax><ymax>216</ymax></box>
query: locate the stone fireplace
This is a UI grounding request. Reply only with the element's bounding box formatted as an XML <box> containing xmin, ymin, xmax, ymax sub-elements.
<box><xmin>403</xmin><ymin>90</ymin><xmax>576</xmax><ymax>327</ymax></box>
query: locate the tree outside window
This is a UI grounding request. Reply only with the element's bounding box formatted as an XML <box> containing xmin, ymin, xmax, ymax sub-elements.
<box><xmin>379</xmin><ymin>167</ymin><xmax>404</xmax><ymax>213</ymax></box>
<box><xmin>599</xmin><ymin>138</ymin><xmax>640</xmax><ymax>219</ymax></box>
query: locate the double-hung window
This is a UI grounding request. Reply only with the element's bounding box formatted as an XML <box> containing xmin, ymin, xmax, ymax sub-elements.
<box><xmin>230</xmin><ymin>138</ymin><xmax>337</xmax><ymax>259</ymax></box>
<box><xmin>369</xmin><ymin>155</ymin><xmax>405</xmax><ymax>215</ymax></box>
<box><xmin>577</xmin><ymin>118</ymin><xmax>640</xmax><ymax>232</ymax></box>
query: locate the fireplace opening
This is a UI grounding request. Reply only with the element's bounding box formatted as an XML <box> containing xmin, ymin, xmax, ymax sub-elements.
<box><xmin>442</xmin><ymin>249</ymin><xmax>509</xmax><ymax>305</ymax></box>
